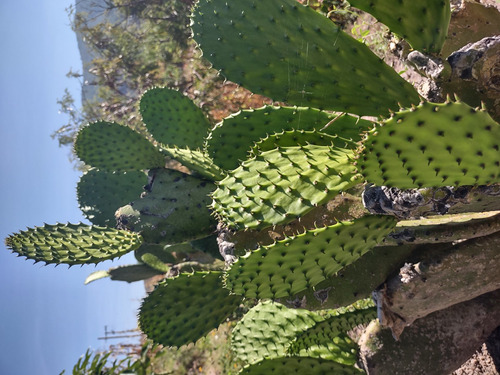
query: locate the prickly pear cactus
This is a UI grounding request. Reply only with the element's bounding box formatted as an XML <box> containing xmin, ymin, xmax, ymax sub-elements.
<box><xmin>74</xmin><ymin>121</ymin><xmax>165</xmax><ymax>171</ymax></box>
<box><xmin>348</xmin><ymin>0</ymin><xmax>451</xmax><ymax>53</ymax></box>
<box><xmin>115</xmin><ymin>168</ymin><xmax>216</xmax><ymax>245</ymax></box>
<box><xmin>230</xmin><ymin>300</ymin><xmax>326</xmax><ymax>365</ymax></box>
<box><xmin>250</xmin><ymin>129</ymin><xmax>357</xmax><ymax>156</ymax></box>
<box><xmin>77</xmin><ymin>168</ymin><xmax>147</xmax><ymax>226</ymax></box>
<box><xmin>5</xmin><ymin>223</ymin><xmax>142</xmax><ymax>265</ymax></box>
<box><xmin>287</xmin><ymin>304</ymin><xmax>377</xmax><ymax>364</ymax></box>
<box><xmin>357</xmin><ymin>100</ymin><xmax>500</xmax><ymax>188</ymax></box>
<box><xmin>192</xmin><ymin>0</ymin><xmax>420</xmax><ymax>116</ymax></box>
<box><xmin>85</xmin><ymin>264</ymin><xmax>163</xmax><ymax>285</ymax></box>
<box><xmin>206</xmin><ymin>106</ymin><xmax>372</xmax><ymax>171</ymax></box>
<box><xmin>212</xmin><ymin>145</ymin><xmax>360</xmax><ymax>230</ymax></box>
<box><xmin>140</xmin><ymin>87</ymin><xmax>211</xmax><ymax>149</ymax></box>
<box><xmin>160</xmin><ymin>146</ymin><xmax>224</xmax><ymax>181</ymax></box>
<box><xmin>139</xmin><ymin>272</ymin><xmax>241</xmax><ymax>347</ymax></box>
<box><xmin>225</xmin><ymin>215</ymin><xmax>397</xmax><ymax>299</ymax></box>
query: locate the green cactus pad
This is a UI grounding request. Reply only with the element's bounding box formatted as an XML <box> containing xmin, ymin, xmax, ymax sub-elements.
<box><xmin>116</xmin><ymin>168</ymin><xmax>216</xmax><ymax>245</ymax></box>
<box><xmin>357</xmin><ymin>101</ymin><xmax>500</xmax><ymax>188</ymax></box>
<box><xmin>77</xmin><ymin>168</ymin><xmax>147</xmax><ymax>226</ymax></box>
<box><xmin>5</xmin><ymin>223</ymin><xmax>142</xmax><ymax>265</ymax></box>
<box><xmin>211</xmin><ymin>145</ymin><xmax>361</xmax><ymax>230</ymax></box>
<box><xmin>225</xmin><ymin>215</ymin><xmax>397</xmax><ymax>299</ymax></box>
<box><xmin>238</xmin><ymin>357</ymin><xmax>364</xmax><ymax>375</ymax></box>
<box><xmin>287</xmin><ymin>306</ymin><xmax>377</xmax><ymax>364</ymax></box>
<box><xmin>139</xmin><ymin>271</ymin><xmax>241</xmax><ymax>347</ymax></box>
<box><xmin>286</xmin><ymin>244</ymin><xmax>417</xmax><ymax>310</ymax></box>
<box><xmin>140</xmin><ymin>87</ymin><xmax>211</xmax><ymax>149</ymax></box>
<box><xmin>250</xmin><ymin>129</ymin><xmax>357</xmax><ymax>156</ymax></box>
<box><xmin>192</xmin><ymin>0</ymin><xmax>420</xmax><ymax>116</ymax></box>
<box><xmin>231</xmin><ymin>300</ymin><xmax>325</xmax><ymax>365</ymax></box>
<box><xmin>206</xmin><ymin>106</ymin><xmax>372</xmax><ymax>170</ymax></box>
<box><xmin>134</xmin><ymin>243</ymin><xmax>176</xmax><ymax>272</ymax></box>
<box><xmin>85</xmin><ymin>264</ymin><xmax>163</xmax><ymax>285</ymax></box>
<box><xmin>349</xmin><ymin>0</ymin><xmax>450</xmax><ymax>53</ymax></box>
<box><xmin>161</xmin><ymin>146</ymin><xmax>224</xmax><ymax>181</ymax></box>
<box><xmin>75</xmin><ymin>121</ymin><xmax>165</xmax><ymax>171</ymax></box>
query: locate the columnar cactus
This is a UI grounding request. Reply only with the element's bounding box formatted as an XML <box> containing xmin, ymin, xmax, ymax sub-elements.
<box><xmin>5</xmin><ymin>0</ymin><xmax>500</xmax><ymax>373</ymax></box>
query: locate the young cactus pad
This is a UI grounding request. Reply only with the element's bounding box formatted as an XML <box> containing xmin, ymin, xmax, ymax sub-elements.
<box><xmin>84</xmin><ymin>264</ymin><xmax>163</xmax><ymax>285</ymax></box>
<box><xmin>77</xmin><ymin>168</ymin><xmax>147</xmax><ymax>226</ymax></box>
<box><xmin>211</xmin><ymin>144</ymin><xmax>360</xmax><ymax>230</ymax></box>
<box><xmin>139</xmin><ymin>271</ymin><xmax>241</xmax><ymax>347</ymax></box>
<box><xmin>238</xmin><ymin>357</ymin><xmax>365</xmax><ymax>375</ymax></box>
<box><xmin>140</xmin><ymin>87</ymin><xmax>211</xmax><ymax>149</ymax></box>
<box><xmin>230</xmin><ymin>300</ymin><xmax>325</xmax><ymax>365</ymax></box>
<box><xmin>74</xmin><ymin>121</ymin><xmax>165</xmax><ymax>171</ymax></box>
<box><xmin>348</xmin><ymin>0</ymin><xmax>451</xmax><ymax>53</ymax></box>
<box><xmin>206</xmin><ymin>106</ymin><xmax>371</xmax><ymax>171</ymax></box>
<box><xmin>192</xmin><ymin>0</ymin><xmax>420</xmax><ymax>116</ymax></box>
<box><xmin>224</xmin><ymin>215</ymin><xmax>397</xmax><ymax>299</ymax></box>
<box><xmin>357</xmin><ymin>101</ymin><xmax>500</xmax><ymax>188</ymax></box>
<box><xmin>5</xmin><ymin>223</ymin><xmax>142</xmax><ymax>265</ymax></box>
<box><xmin>115</xmin><ymin>168</ymin><xmax>216</xmax><ymax>245</ymax></box>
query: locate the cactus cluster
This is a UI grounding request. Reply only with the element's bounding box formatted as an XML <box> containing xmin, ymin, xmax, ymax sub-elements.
<box><xmin>4</xmin><ymin>0</ymin><xmax>500</xmax><ymax>373</ymax></box>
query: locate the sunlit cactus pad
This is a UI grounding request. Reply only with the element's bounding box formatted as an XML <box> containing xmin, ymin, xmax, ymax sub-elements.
<box><xmin>206</xmin><ymin>106</ymin><xmax>370</xmax><ymax>170</ymax></box>
<box><xmin>238</xmin><ymin>357</ymin><xmax>365</xmax><ymax>375</ymax></box>
<box><xmin>357</xmin><ymin>101</ymin><xmax>500</xmax><ymax>188</ymax></box>
<box><xmin>115</xmin><ymin>168</ymin><xmax>216</xmax><ymax>245</ymax></box>
<box><xmin>287</xmin><ymin>305</ymin><xmax>377</xmax><ymax>364</ymax></box>
<box><xmin>77</xmin><ymin>168</ymin><xmax>147</xmax><ymax>226</ymax></box>
<box><xmin>348</xmin><ymin>0</ymin><xmax>450</xmax><ymax>53</ymax></box>
<box><xmin>225</xmin><ymin>215</ymin><xmax>397</xmax><ymax>299</ymax></box>
<box><xmin>140</xmin><ymin>87</ymin><xmax>211</xmax><ymax>149</ymax></box>
<box><xmin>211</xmin><ymin>145</ymin><xmax>360</xmax><ymax>230</ymax></box>
<box><xmin>5</xmin><ymin>223</ymin><xmax>142</xmax><ymax>265</ymax></box>
<box><xmin>192</xmin><ymin>0</ymin><xmax>419</xmax><ymax>116</ymax></box>
<box><xmin>139</xmin><ymin>272</ymin><xmax>241</xmax><ymax>347</ymax></box>
<box><xmin>250</xmin><ymin>129</ymin><xmax>356</xmax><ymax>156</ymax></box>
<box><xmin>74</xmin><ymin>121</ymin><xmax>165</xmax><ymax>171</ymax></box>
<box><xmin>231</xmin><ymin>300</ymin><xmax>325</xmax><ymax>364</ymax></box>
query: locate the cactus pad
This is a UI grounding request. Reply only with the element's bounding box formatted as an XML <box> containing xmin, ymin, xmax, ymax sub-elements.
<box><xmin>140</xmin><ymin>87</ymin><xmax>211</xmax><ymax>149</ymax></box>
<box><xmin>206</xmin><ymin>106</ymin><xmax>371</xmax><ymax>170</ymax></box>
<box><xmin>238</xmin><ymin>357</ymin><xmax>364</xmax><ymax>375</ymax></box>
<box><xmin>77</xmin><ymin>169</ymin><xmax>147</xmax><ymax>226</ymax></box>
<box><xmin>161</xmin><ymin>146</ymin><xmax>224</xmax><ymax>181</ymax></box>
<box><xmin>231</xmin><ymin>300</ymin><xmax>325</xmax><ymax>364</ymax></box>
<box><xmin>287</xmin><ymin>306</ymin><xmax>377</xmax><ymax>364</ymax></box>
<box><xmin>250</xmin><ymin>129</ymin><xmax>356</xmax><ymax>156</ymax></box>
<box><xmin>116</xmin><ymin>168</ymin><xmax>216</xmax><ymax>245</ymax></box>
<box><xmin>225</xmin><ymin>215</ymin><xmax>397</xmax><ymax>299</ymax></box>
<box><xmin>139</xmin><ymin>272</ymin><xmax>241</xmax><ymax>347</ymax></box>
<box><xmin>286</xmin><ymin>244</ymin><xmax>417</xmax><ymax>310</ymax></box>
<box><xmin>75</xmin><ymin>121</ymin><xmax>165</xmax><ymax>171</ymax></box>
<box><xmin>192</xmin><ymin>0</ymin><xmax>420</xmax><ymax>116</ymax></box>
<box><xmin>357</xmin><ymin>101</ymin><xmax>500</xmax><ymax>188</ymax></box>
<box><xmin>211</xmin><ymin>145</ymin><xmax>361</xmax><ymax>230</ymax></box>
<box><xmin>349</xmin><ymin>0</ymin><xmax>450</xmax><ymax>53</ymax></box>
<box><xmin>5</xmin><ymin>223</ymin><xmax>142</xmax><ymax>265</ymax></box>
<box><xmin>85</xmin><ymin>264</ymin><xmax>163</xmax><ymax>284</ymax></box>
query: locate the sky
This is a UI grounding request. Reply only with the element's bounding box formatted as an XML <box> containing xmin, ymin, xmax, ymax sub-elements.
<box><xmin>0</xmin><ymin>1</ymin><xmax>146</xmax><ymax>374</ymax></box>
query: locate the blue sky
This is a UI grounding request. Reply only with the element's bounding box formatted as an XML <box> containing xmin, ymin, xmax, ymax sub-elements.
<box><xmin>0</xmin><ymin>1</ymin><xmax>145</xmax><ymax>374</ymax></box>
